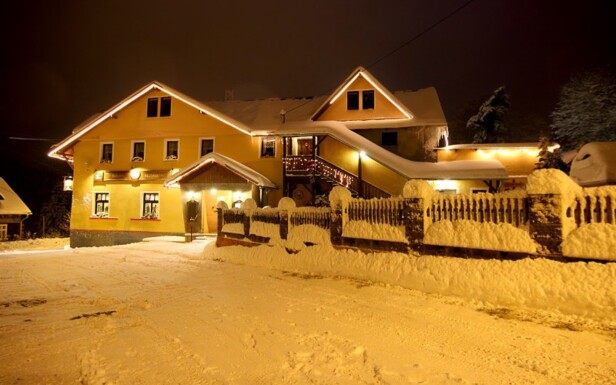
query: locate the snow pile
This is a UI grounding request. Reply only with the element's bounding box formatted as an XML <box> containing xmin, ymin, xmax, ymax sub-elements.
<box><xmin>203</xmin><ymin>243</ymin><xmax>616</xmax><ymax>320</ymax></box>
<box><xmin>343</xmin><ymin>221</ymin><xmax>407</xmax><ymax>243</ymax></box>
<box><xmin>221</xmin><ymin>222</ymin><xmax>244</xmax><ymax>235</ymax></box>
<box><xmin>526</xmin><ymin>169</ymin><xmax>582</xmax><ymax>196</ymax></box>
<box><xmin>277</xmin><ymin>197</ymin><xmax>296</xmax><ymax>210</ymax></box>
<box><xmin>424</xmin><ymin>220</ymin><xmax>537</xmax><ymax>253</ymax></box>
<box><xmin>329</xmin><ymin>186</ymin><xmax>352</xmax><ymax>207</ymax></box>
<box><xmin>562</xmin><ymin>223</ymin><xmax>616</xmax><ymax>260</ymax></box>
<box><xmin>249</xmin><ymin>221</ymin><xmax>280</xmax><ymax>240</ymax></box>
<box><xmin>402</xmin><ymin>179</ymin><xmax>434</xmax><ymax>199</ymax></box>
<box><xmin>285</xmin><ymin>224</ymin><xmax>331</xmax><ymax>250</ymax></box>
<box><xmin>240</xmin><ymin>198</ymin><xmax>257</xmax><ymax>210</ymax></box>
<box><xmin>0</xmin><ymin>238</ymin><xmax>69</xmax><ymax>252</ymax></box>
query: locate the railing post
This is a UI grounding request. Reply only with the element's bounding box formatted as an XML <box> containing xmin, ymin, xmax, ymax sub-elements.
<box><xmin>217</xmin><ymin>208</ymin><xmax>223</xmax><ymax>236</ymax></box>
<box><xmin>280</xmin><ymin>210</ymin><xmax>289</xmax><ymax>240</ymax></box>
<box><xmin>330</xmin><ymin>204</ymin><xmax>343</xmax><ymax>246</ymax></box>
<box><xmin>402</xmin><ymin>180</ymin><xmax>434</xmax><ymax>253</ymax></box>
<box><xmin>242</xmin><ymin>212</ymin><xmax>250</xmax><ymax>238</ymax></box>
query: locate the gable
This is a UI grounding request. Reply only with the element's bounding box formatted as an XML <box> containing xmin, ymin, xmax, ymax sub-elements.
<box><xmin>312</xmin><ymin>67</ymin><xmax>412</xmax><ymax>122</ymax></box>
<box><xmin>49</xmin><ymin>81</ymin><xmax>252</xmax><ymax>160</ymax></box>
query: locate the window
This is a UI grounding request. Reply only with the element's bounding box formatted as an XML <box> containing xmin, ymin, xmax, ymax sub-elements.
<box><xmin>381</xmin><ymin>132</ymin><xmax>398</xmax><ymax>146</ymax></box>
<box><xmin>100</xmin><ymin>142</ymin><xmax>113</xmax><ymax>163</ymax></box>
<box><xmin>142</xmin><ymin>192</ymin><xmax>160</xmax><ymax>218</ymax></box>
<box><xmin>93</xmin><ymin>192</ymin><xmax>110</xmax><ymax>217</ymax></box>
<box><xmin>132</xmin><ymin>141</ymin><xmax>145</xmax><ymax>162</ymax></box>
<box><xmin>362</xmin><ymin>90</ymin><xmax>374</xmax><ymax>109</ymax></box>
<box><xmin>165</xmin><ymin>139</ymin><xmax>179</xmax><ymax>160</ymax></box>
<box><xmin>160</xmin><ymin>97</ymin><xmax>172</xmax><ymax>117</ymax></box>
<box><xmin>260</xmin><ymin>138</ymin><xmax>276</xmax><ymax>158</ymax></box>
<box><xmin>147</xmin><ymin>97</ymin><xmax>172</xmax><ymax>117</ymax></box>
<box><xmin>471</xmin><ymin>188</ymin><xmax>489</xmax><ymax>194</ymax></box>
<box><xmin>147</xmin><ymin>98</ymin><xmax>158</xmax><ymax>118</ymax></box>
<box><xmin>200</xmin><ymin>138</ymin><xmax>214</xmax><ymax>156</ymax></box>
<box><xmin>347</xmin><ymin>91</ymin><xmax>359</xmax><ymax>110</ymax></box>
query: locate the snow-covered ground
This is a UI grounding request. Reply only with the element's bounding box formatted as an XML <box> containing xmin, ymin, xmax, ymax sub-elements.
<box><xmin>1</xmin><ymin>240</ymin><xmax>615</xmax><ymax>384</ymax></box>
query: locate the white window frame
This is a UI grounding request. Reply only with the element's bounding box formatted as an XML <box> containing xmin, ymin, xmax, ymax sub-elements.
<box><xmin>92</xmin><ymin>191</ymin><xmax>110</xmax><ymax>217</ymax></box>
<box><xmin>140</xmin><ymin>191</ymin><xmax>160</xmax><ymax>219</ymax></box>
<box><xmin>199</xmin><ymin>137</ymin><xmax>215</xmax><ymax>157</ymax></box>
<box><xmin>131</xmin><ymin>140</ymin><xmax>146</xmax><ymax>162</ymax></box>
<box><xmin>164</xmin><ymin>139</ymin><xmax>180</xmax><ymax>161</ymax></box>
<box><xmin>260</xmin><ymin>137</ymin><xmax>276</xmax><ymax>158</ymax></box>
<box><xmin>471</xmin><ymin>187</ymin><xmax>489</xmax><ymax>194</ymax></box>
<box><xmin>99</xmin><ymin>142</ymin><xmax>114</xmax><ymax>163</ymax></box>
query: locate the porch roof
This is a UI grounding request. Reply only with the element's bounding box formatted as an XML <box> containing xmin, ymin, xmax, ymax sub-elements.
<box><xmin>164</xmin><ymin>152</ymin><xmax>276</xmax><ymax>189</ymax></box>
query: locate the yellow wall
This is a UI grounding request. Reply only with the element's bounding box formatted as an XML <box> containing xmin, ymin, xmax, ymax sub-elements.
<box><xmin>69</xmin><ymin>89</ymin><xmax>283</xmax><ymax>235</ymax></box>
<box><xmin>317</xmin><ymin>76</ymin><xmax>406</xmax><ymax>121</ymax></box>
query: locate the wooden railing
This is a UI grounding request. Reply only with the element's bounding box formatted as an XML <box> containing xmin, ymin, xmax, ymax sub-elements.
<box><xmin>567</xmin><ymin>194</ymin><xmax>615</xmax><ymax>226</ymax></box>
<box><xmin>347</xmin><ymin>198</ymin><xmax>404</xmax><ymax>226</ymax></box>
<box><xmin>290</xmin><ymin>208</ymin><xmax>331</xmax><ymax>229</ymax></box>
<box><xmin>430</xmin><ymin>194</ymin><xmax>529</xmax><ymax>228</ymax></box>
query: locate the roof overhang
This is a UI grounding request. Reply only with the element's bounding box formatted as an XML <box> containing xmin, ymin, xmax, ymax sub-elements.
<box><xmin>164</xmin><ymin>152</ymin><xmax>276</xmax><ymax>189</ymax></box>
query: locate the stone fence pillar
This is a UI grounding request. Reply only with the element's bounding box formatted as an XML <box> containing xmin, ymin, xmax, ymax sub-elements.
<box><xmin>526</xmin><ymin>169</ymin><xmax>582</xmax><ymax>257</ymax></box>
<box><xmin>279</xmin><ymin>210</ymin><xmax>289</xmax><ymax>240</ymax></box>
<box><xmin>402</xmin><ymin>180</ymin><xmax>434</xmax><ymax>253</ymax></box>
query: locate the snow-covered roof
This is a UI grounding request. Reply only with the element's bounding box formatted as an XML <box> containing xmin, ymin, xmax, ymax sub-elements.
<box><xmin>274</xmin><ymin>121</ymin><xmax>507</xmax><ymax>180</ymax></box>
<box><xmin>0</xmin><ymin>177</ymin><xmax>32</xmax><ymax>216</ymax></box>
<box><xmin>48</xmin><ymin>81</ymin><xmax>253</xmax><ymax>160</ymax></box>
<box><xmin>164</xmin><ymin>152</ymin><xmax>277</xmax><ymax>189</ymax></box>
<box><xmin>435</xmin><ymin>143</ymin><xmax>541</xmax><ymax>150</ymax></box>
<box><xmin>569</xmin><ymin>142</ymin><xmax>616</xmax><ymax>186</ymax></box>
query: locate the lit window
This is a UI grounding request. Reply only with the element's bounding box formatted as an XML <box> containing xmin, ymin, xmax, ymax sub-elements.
<box><xmin>142</xmin><ymin>192</ymin><xmax>160</xmax><ymax>218</ymax></box>
<box><xmin>147</xmin><ymin>98</ymin><xmax>158</xmax><ymax>118</ymax></box>
<box><xmin>132</xmin><ymin>141</ymin><xmax>145</xmax><ymax>162</ymax></box>
<box><xmin>160</xmin><ymin>97</ymin><xmax>172</xmax><ymax>117</ymax></box>
<box><xmin>260</xmin><ymin>138</ymin><xmax>276</xmax><ymax>158</ymax></box>
<box><xmin>200</xmin><ymin>138</ymin><xmax>214</xmax><ymax>156</ymax></box>
<box><xmin>347</xmin><ymin>91</ymin><xmax>359</xmax><ymax>110</ymax></box>
<box><xmin>362</xmin><ymin>90</ymin><xmax>374</xmax><ymax>109</ymax></box>
<box><xmin>100</xmin><ymin>143</ymin><xmax>113</xmax><ymax>163</ymax></box>
<box><xmin>381</xmin><ymin>132</ymin><xmax>397</xmax><ymax>146</ymax></box>
<box><xmin>94</xmin><ymin>192</ymin><xmax>110</xmax><ymax>217</ymax></box>
<box><xmin>165</xmin><ymin>139</ymin><xmax>179</xmax><ymax>160</ymax></box>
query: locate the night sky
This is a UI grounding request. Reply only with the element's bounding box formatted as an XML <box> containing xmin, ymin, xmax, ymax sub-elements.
<box><xmin>0</xmin><ymin>0</ymin><xmax>613</xmax><ymax>230</ymax></box>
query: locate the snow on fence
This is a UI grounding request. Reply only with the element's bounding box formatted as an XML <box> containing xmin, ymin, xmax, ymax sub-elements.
<box><xmin>430</xmin><ymin>193</ymin><xmax>528</xmax><ymax>228</ymax></box>
<box><xmin>216</xmin><ymin>171</ymin><xmax>616</xmax><ymax>261</ymax></box>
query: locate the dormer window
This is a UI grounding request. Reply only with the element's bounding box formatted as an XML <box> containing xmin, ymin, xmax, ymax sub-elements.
<box><xmin>347</xmin><ymin>91</ymin><xmax>359</xmax><ymax>110</ymax></box>
<box><xmin>362</xmin><ymin>90</ymin><xmax>374</xmax><ymax>109</ymax></box>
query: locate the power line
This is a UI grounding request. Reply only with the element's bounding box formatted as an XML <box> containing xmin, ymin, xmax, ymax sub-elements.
<box><xmin>286</xmin><ymin>0</ymin><xmax>477</xmax><ymax>114</ymax></box>
<box><xmin>9</xmin><ymin>137</ymin><xmax>59</xmax><ymax>142</ymax></box>
<box><xmin>367</xmin><ymin>0</ymin><xmax>477</xmax><ymax>70</ymax></box>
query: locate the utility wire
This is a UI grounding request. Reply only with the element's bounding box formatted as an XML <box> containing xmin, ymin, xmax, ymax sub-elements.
<box><xmin>286</xmin><ymin>0</ymin><xmax>477</xmax><ymax>114</ymax></box>
<box><xmin>9</xmin><ymin>137</ymin><xmax>59</xmax><ymax>142</ymax></box>
<box><xmin>366</xmin><ymin>0</ymin><xmax>476</xmax><ymax>70</ymax></box>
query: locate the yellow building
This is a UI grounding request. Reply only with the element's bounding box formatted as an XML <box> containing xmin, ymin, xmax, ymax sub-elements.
<box><xmin>434</xmin><ymin>143</ymin><xmax>557</xmax><ymax>193</ymax></box>
<box><xmin>49</xmin><ymin>67</ymin><xmax>506</xmax><ymax>247</ymax></box>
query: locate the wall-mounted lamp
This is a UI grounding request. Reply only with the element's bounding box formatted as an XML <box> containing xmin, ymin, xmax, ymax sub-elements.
<box><xmin>129</xmin><ymin>169</ymin><xmax>141</xmax><ymax>180</ymax></box>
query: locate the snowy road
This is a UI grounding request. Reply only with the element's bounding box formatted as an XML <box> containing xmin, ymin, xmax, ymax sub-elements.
<box><xmin>0</xmin><ymin>241</ymin><xmax>615</xmax><ymax>384</ymax></box>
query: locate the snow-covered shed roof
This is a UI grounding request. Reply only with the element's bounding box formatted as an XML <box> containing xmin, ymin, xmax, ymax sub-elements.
<box><xmin>275</xmin><ymin>121</ymin><xmax>507</xmax><ymax>180</ymax></box>
<box><xmin>0</xmin><ymin>177</ymin><xmax>32</xmax><ymax>216</ymax></box>
<box><xmin>164</xmin><ymin>152</ymin><xmax>276</xmax><ymax>189</ymax></box>
<box><xmin>48</xmin><ymin>81</ymin><xmax>253</xmax><ymax>160</ymax></box>
<box><xmin>569</xmin><ymin>142</ymin><xmax>616</xmax><ymax>186</ymax></box>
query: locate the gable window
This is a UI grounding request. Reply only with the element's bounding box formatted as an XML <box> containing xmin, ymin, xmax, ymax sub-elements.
<box><xmin>200</xmin><ymin>138</ymin><xmax>214</xmax><ymax>156</ymax></box>
<box><xmin>347</xmin><ymin>91</ymin><xmax>359</xmax><ymax>110</ymax></box>
<box><xmin>260</xmin><ymin>138</ymin><xmax>276</xmax><ymax>158</ymax></box>
<box><xmin>132</xmin><ymin>141</ymin><xmax>145</xmax><ymax>162</ymax></box>
<box><xmin>381</xmin><ymin>132</ymin><xmax>398</xmax><ymax>146</ymax></box>
<box><xmin>165</xmin><ymin>139</ymin><xmax>179</xmax><ymax>160</ymax></box>
<box><xmin>362</xmin><ymin>90</ymin><xmax>375</xmax><ymax>109</ymax></box>
<box><xmin>93</xmin><ymin>192</ymin><xmax>110</xmax><ymax>217</ymax></box>
<box><xmin>142</xmin><ymin>192</ymin><xmax>160</xmax><ymax>219</ymax></box>
<box><xmin>160</xmin><ymin>97</ymin><xmax>172</xmax><ymax>117</ymax></box>
<box><xmin>147</xmin><ymin>98</ymin><xmax>158</xmax><ymax>118</ymax></box>
<box><xmin>100</xmin><ymin>142</ymin><xmax>113</xmax><ymax>163</ymax></box>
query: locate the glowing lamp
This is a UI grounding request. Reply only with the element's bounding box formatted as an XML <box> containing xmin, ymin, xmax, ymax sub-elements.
<box><xmin>129</xmin><ymin>169</ymin><xmax>141</xmax><ymax>180</ymax></box>
<box><xmin>63</xmin><ymin>176</ymin><xmax>73</xmax><ymax>191</ymax></box>
<box><xmin>94</xmin><ymin>171</ymin><xmax>104</xmax><ymax>181</ymax></box>
<box><xmin>210</xmin><ymin>188</ymin><xmax>217</xmax><ymax>195</ymax></box>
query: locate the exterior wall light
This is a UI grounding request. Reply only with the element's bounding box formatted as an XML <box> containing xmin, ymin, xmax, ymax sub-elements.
<box><xmin>129</xmin><ymin>169</ymin><xmax>141</xmax><ymax>180</ymax></box>
<box><xmin>63</xmin><ymin>176</ymin><xmax>73</xmax><ymax>191</ymax></box>
<box><xmin>94</xmin><ymin>171</ymin><xmax>104</xmax><ymax>181</ymax></box>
